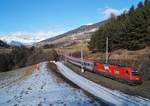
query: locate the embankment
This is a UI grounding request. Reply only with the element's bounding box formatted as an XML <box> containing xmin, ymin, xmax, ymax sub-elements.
<box><xmin>0</xmin><ymin>64</ymin><xmax>36</xmax><ymax>88</ymax></box>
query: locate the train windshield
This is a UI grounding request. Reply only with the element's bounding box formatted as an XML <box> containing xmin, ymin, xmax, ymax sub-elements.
<box><xmin>132</xmin><ymin>71</ymin><xmax>140</xmax><ymax>76</ymax></box>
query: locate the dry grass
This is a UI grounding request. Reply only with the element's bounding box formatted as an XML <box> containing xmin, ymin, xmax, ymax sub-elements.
<box><xmin>23</xmin><ymin>64</ymin><xmax>36</xmax><ymax>77</ymax></box>
<box><xmin>0</xmin><ymin>48</ymin><xmax>12</xmax><ymax>54</ymax></box>
<box><xmin>59</xmin><ymin>43</ymin><xmax>150</xmax><ymax>61</ymax></box>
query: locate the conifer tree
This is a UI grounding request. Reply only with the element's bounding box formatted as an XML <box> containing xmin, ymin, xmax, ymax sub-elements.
<box><xmin>88</xmin><ymin>0</ymin><xmax>149</xmax><ymax>51</ymax></box>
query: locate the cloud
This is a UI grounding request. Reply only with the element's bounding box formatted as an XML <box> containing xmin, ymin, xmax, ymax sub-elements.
<box><xmin>0</xmin><ymin>31</ymin><xmax>63</xmax><ymax>45</ymax></box>
<box><xmin>99</xmin><ymin>7</ymin><xmax>127</xmax><ymax>19</ymax></box>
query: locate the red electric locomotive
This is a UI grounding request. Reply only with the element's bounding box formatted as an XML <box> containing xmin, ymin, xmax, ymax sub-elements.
<box><xmin>96</xmin><ymin>63</ymin><xmax>142</xmax><ymax>84</ymax></box>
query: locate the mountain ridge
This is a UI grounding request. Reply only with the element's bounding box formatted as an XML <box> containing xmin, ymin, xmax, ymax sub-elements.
<box><xmin>39</xmin><ymin>20</ymin><xmax>107</xmax><ymax>44</ymax></box>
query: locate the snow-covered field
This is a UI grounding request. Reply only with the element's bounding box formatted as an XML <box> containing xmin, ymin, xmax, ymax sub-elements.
<box><xmin>0</xmin><ymin>62</ymin><xmax>101</xmax><ymax>106</ymax></box>
<box><xmin>56</xmin><ymin>62</ymin><xmax>150</xmax><ymax>106</ymax></box>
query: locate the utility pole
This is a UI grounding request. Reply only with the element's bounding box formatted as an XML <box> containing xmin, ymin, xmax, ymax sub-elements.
<box><xmin>81</xmin><ymin>41</ymin><xmax>84</xmax><ymax>73</ymax></box>
<box><xmin>106</xmin><ymin>37</ymin><xmax>109</xmax><ymax>64</ymax></box>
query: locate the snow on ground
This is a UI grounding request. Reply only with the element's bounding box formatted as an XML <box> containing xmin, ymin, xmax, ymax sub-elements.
<box><xmin>56</xmin><ymin>62</ymin><xmax>150</xmax><ymax>106</ymax></box>
<box><xmin>0</xmin><ymin>68</ymin><xmax>26</xmax><ymax>89</ymax></box>
<box><xmin>0</xmin><ymin>62</ymin><xmax>101</xmax><ymax>106</ymax></box>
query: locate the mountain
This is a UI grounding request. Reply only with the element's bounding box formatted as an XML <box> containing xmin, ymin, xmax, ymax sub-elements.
<box><xmin>38</xmin><ymin>20</ymin><xmax>107</xmax><ymax>46</ymax></box>
<box><xmin>0</xmin><ymin>40</ymin><xmax>23</xmax><ymax>48</ymax></box>
<box><xmin>0</xmin><ymin>40</ymin><xmax>10</xmax><ymax>48</ymax></box>
<box><xmin>9</xmin><ymin>41</ymin><xmax>23</xmax><ymax>47</ymax></box>
<box><xmin>0</xmin><ymin>32</ymin><xmax>59</xmax><ymax>46</ymax></box>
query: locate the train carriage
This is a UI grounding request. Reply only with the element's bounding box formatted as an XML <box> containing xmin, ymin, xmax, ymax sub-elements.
<box><xmin>66</xmin><ymin>56</ymin><xmax>95</xmax><ymax>72</ymax></box>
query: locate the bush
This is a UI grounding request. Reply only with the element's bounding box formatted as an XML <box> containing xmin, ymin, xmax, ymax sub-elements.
<box><xmin>43</xmin><ymin>44</ymin><xmax>55</xmax><ymax>49</ymax></box>
<box><xmin>0</xmin><ymin>46</ymin><xmax>58</xmax><ymax>72</ymax></box>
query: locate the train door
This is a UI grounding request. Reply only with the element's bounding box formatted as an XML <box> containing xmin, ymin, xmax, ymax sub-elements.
<box><xmin>124</xmin><ymin>69</ymin><xmax>131</xmax><ymax>80</ymax></box>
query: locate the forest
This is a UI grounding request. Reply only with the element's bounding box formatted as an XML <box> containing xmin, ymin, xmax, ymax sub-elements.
<box><xmin>88</xmin><ymin>0</ymin><xmax>150</xmax><ymax>52</ymax></box>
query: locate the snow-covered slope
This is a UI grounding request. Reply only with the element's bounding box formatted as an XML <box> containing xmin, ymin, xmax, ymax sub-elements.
<box><xmin>8</xmin><ymin>41</ymin><xmax>23</xmax><ymax>47</ymax></box>
<box><xmin>0</xmin><ymin>67</ymin><xmax>26</xmax><ymax>89</ymax></box>
<box><xmin>56</xmin><ymin>62</ymin><xmax>150</xmax><ymax>106</ymax></box>
<box><xmin>0</xmin><ymin>62</ymin><xmax>100</xmax><ymax>106</ymax></box>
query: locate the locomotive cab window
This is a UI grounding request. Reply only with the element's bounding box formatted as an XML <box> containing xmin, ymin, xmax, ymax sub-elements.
<box><xmin>125</xmin><ymin>70</ymin><xmax>129</xmax><ymax>75</ymax></box>
<box><xmin>132</xmin><ymin>71</ymin><xmax>140</xmax><ymax>76</ymax></box>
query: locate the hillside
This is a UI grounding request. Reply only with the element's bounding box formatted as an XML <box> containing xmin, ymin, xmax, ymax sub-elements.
<box><xmin>37</xmin><ymin>20</ymin><xmax>106</xmax><ymax>47</ymax></box>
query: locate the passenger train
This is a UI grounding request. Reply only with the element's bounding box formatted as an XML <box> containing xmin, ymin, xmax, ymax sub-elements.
<box><xmin>63</xmin><ymin>55</ymin><xmax>142</xmax><ymax>85</ymax></box>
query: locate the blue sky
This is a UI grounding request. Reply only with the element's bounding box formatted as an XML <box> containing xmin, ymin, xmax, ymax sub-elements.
<box><xmin>0</xmin><ymin>0</ymin><xmax>144</xmax><ymax>40</ymax></box>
